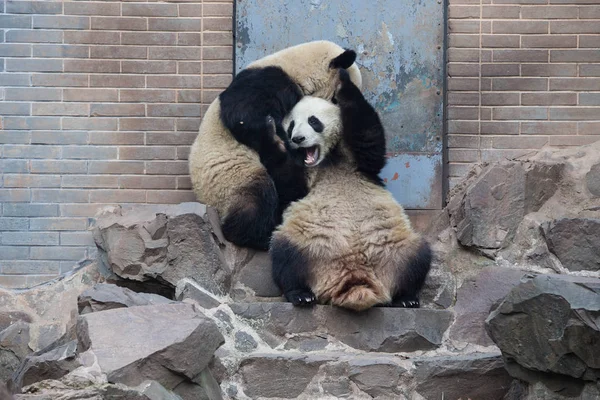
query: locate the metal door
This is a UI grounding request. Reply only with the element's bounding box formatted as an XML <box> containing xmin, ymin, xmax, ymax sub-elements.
<box><xmin>235</xmin><ymin>0</ymin><xmax>445</xmax><ymax>210</ymax></box>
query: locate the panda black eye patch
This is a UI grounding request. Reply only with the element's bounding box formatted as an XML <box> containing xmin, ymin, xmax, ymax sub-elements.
<box><xmin>308</xmin><ymin>116</ymin><xmax>324</xmax><ymax>133</ymax></box>
<box><xmin>287</xmin><ymin>120</ymin><xmax>295</xmax><ymax>138</ymax></box>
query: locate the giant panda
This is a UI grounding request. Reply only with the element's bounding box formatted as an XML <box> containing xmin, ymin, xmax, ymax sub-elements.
<box><xmin>189</xmin><ymin>41</ymin><xmax>362</xmax><ymax>250</ymax></box>
<box><xmin>270</xmin><ymin>69</ymin><xmax>432</xmax><ymax>311</ymax></box>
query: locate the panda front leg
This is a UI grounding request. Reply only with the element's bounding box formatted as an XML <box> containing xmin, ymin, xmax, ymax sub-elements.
<box><xmin>390</xmin><ymin>239</ymin><xmax>432</xmax><ymax>308</ymax></box>
<box><xmin>270</xmin><ymin>236</ymin><xmax>316</xmax><ymax>306</ymax></box>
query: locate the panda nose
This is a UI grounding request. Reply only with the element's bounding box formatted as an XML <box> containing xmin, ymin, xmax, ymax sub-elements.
<box><xmin>292</xmin><ymin>136</ymin><xmax>305</xmax><ymax>144</ymax></box>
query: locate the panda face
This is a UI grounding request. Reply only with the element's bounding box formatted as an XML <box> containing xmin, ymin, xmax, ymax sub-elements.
<box><xmin>283</xmin><ymin>96</ymin><xmax>341</xmax><ymax>168</ymax></box>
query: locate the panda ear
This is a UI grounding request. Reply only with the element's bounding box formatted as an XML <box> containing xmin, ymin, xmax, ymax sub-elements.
<box><xmin>329</xmin><ymin>49</ymin><xmax>357</xmax><ymax>69</ymax></box>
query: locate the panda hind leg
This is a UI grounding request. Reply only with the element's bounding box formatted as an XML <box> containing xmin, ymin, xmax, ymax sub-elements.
<box><xmin>270</xmin><ymin>237</ymin><xmax>316</xmax><ymax>306</ymax></box>
<box><xmin>221</xmin><ymin>176</ymin><xmax>278</xmax><ymax>251</ymax></box>
<box><xmin>391</xmin><ymin>239</ymin><xmax>432</xmax><ymax>309</ymax></box>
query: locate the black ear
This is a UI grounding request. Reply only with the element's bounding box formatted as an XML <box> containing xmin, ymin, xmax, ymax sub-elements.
<box><xmin>329</xmin><ymin>49</ymin><xmax>357</xmax><ymax>69</ymax></box>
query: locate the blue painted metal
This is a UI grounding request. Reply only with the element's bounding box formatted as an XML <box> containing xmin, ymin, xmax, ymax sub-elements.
<box><xmin>235</xmin><ymin>0</ymin><xmax>445</xmax><ymax>209</ymax></box>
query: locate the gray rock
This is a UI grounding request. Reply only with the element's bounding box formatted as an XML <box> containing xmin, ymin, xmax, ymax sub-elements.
<box><xmin>348</xmin><ymin>357</ymin><xmax>406</xmax><ymax>398</ymax></box>
<box><xmin>77</xmin><ymin>303</ymin><xmax>224</xmax><ymax>389</ymax></box>
<box><xmin>542</xmin><ymin>218</ymin><xmax>600</xmax><ymax>271</ymax></box>
<box><xmin>239</xmin><ymin>354</ymin><xmax>328</xmax><ymax>399</ymax></box>
<box><xmin>413</xmin><ymin>353</ymin><xmax>513</xmax><ymax>400</ymax></box>
<box><xmin>520</xmin><ymin>381</ymin><xmax>600</xmax><ymax>400</ymax></box>
<box><xmin>93</xmin><ymin>204</ymin><xmax>232</xmax><ymax>295</ymax></box>
<box><xmin>172</xmin><ymin>381</ymin><xmax>209</xmax><ymax>400</ymax></box>
<box><xmin>234</xmin><ymin>251</ymin><xmax>281</xmax><ymax>297</ymax></box>
<box><xmin>11</xmin><ymin>340</ymin><xmax>79</xmax><ymax>391</ymax></box>
<box><xmin>586</xmin><ymin>163</ymin><xmax>600</xmax><ymax>197</ymax></box>
<box><xmin>230</xmin><ymin>302</ymin><xmax>453</xmax><ymax>352</ymax></box>
<box><xmin>449</xmin><ymin>267</ymin><xmax>526</xmax><ymax>346</ymax></box>
<box><xmin>175</xmin><ymin>280</ymin><xmax>221</xmax><ymax>309</ymax></box>
<box><xmin>78</xmin><ymin>283</ymin><xmax>175</xmax><ymax>314</ymax></box>
<box><xmin>486</xmin><ymin>274</ymin><xmax>600</xmax><ymax>394</ymax></box>
<box><xmin>0</xmin><ymin>321</ymin><xmax>31</xmax><ymax>382</ymax></box>
<box><xmin>137</xmin><ymin>380</ymin><xmax>184</xmax><ymax>400</ymax></box>
<box><xmin>234</xmin><ymin>331</ymin><xmax>257</xmax><ymax>352</ymax></box>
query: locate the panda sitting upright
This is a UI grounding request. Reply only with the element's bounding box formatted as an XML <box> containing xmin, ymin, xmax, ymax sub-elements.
<box><xmin>270</xmin><ymin>69</ymin><xmax>432</xmax><ymax>311</ymax></box>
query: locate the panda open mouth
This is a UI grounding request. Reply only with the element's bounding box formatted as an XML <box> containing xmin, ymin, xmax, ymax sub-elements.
<box><xmin>304</xmin><ymin>146</ymin><xmax>320</xmax><ymax>167</ymax></box>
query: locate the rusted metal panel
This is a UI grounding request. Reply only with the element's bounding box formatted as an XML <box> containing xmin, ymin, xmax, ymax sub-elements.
<box><xmin>235</xmin><ymin>0</ymin><xmax>445</xmax><ymax>209</ymax></box>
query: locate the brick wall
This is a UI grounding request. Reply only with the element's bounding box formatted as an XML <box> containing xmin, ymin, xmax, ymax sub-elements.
<box><xmin>447</xmin><ymin>0</ymin><xmax>600</xmax><ymax>189</ymax></box>
<box><xmin>0</xmin><ymin>0</ymin><xmax>233</xmax><ymax>287</ymax></box>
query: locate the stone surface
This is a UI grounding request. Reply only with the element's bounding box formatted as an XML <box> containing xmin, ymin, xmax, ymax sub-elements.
<box><xmin>93</xmin><ymin>204</ymin><xmax>231</xmax><ymax>294</ymax></box>
<box><xmin>77</xmin><ymin>303</ymin><xmax>224</xmax><ymax>389</ymax></box>
<box><xmin>449</xmin><ymin>266</ymin><xmax>526</xmax><ymax>346</ymax></box>
<box><xmin>0</xmin><ymin>321</ymin><xmax>31</xmax><ymax>382</ymax></box>
<box><xmin>542</xmin><ymin>218</ymin><xmax>600</xmax><ymax>271</ymax></box>
<box><xmin>230</xmin><ymin>302</ymin><xmax>453</xmax><ymax>352</ymax></box>
<box><xmin>413</xmin><ymin>353</ymin><xmax>513</xmax><ymax>400</ymax></box>
<box><xmin>348</xmin><ymin>357</ymin><xmax>406</xmax><ymax>398</ymax></box>
<box><xmin>233</xmin><ymin>251</ymin><xmax>281</xmax><ymax>297</ymax></box>
<box><xmin>11</xmin><ymin>340</ymin><xmax>79</xmax><ymax>391</ymax></box>
<box><xmin>234</xmin><ymin>331</ymin><xmax>257</xmax><ymax>352</ymax></box>
<box><xmin>78</xmin><ymin>283</ymin><xmax>175</xmax><ymax>314</ymax></box>
<box><xmin>175</xmin><ymin>279</ymin><xmax>221</xmax><ymax>309</ymax></box>
<box><xmin>486</xmin><ymin>274</ymin><xmax>600</xmax><ymax>394</ymax></box>
<box><xmin>586</xmin><ymin>163</ymin><xmax>600</xmax><ymax>197</ymax></box>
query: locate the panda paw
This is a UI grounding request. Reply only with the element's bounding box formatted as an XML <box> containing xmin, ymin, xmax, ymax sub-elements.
<box><xmin>335</xmin><ymin>69</ymin><xmax>360</xmax><ymax>105</ymax></box>
<box><xmin>393</xmin><ymin>295</ymin><xmax>420</xmax><ymax>308</ymax></box>
<box><xmin>286</xmin><ymin>289</ymin><xmax>317</xmax><ymax>306</ymax></box>
<box><xmin>265</xmin><ymin>115</ymin><xmax>287</xmax><ymax>154</ymax></box>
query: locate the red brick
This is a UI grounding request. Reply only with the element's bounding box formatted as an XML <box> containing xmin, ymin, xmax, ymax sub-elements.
<box><xmin>480</xmin><ymin>121</ymin><xmax>519</xmax><ymax>134</ymax></box>
<box><xmin>33</xmin><ymin>103</ymin><xmax>88</xmax><ymax>116</ymax></box>
<box><xmin>551</xmin><ymin>50</ymin><xmax>600</xmax><ymax>62</ymax></box>
<box><xmin>64</xmin><ymin>31</ymin><xmax>120</xmax><ymax>44</ymax></box>
<box><xmin>203</xmin><ymin>18</ymin><xmax>232</xmax><ymax>31</ymax></box>
<box><xmin>147</xmin><ymin>104</ymin><xmax>201</xmax><ymax>117</ymax></box>
<box><xmin>118</xmin><ymin>146</ymin><xmax>176</xmax><ymax>160</ymax></box>
<box><xmin>147</xmin><ymin>75</ymin><xmax>201</xmax><ymax>88</ymax></box>
<box><xmin>448</xmin><ymin>135</ymin><xmax>480</xmax><ymax>149</ymax></box>
<box><xmin>550</xmin><ymin>78</ymin><xmax>600</xmax><ymax>91</ymax></box>
<box><xmin>120</xmin><ymin>89</ymin><xmax>176</xmax><ymax>103</ymax></box>
<box><xmin>32</xmin><ymin>189</ymin><xmax>89</xmax><ymax>203</ymax></box>
<box><xmin>0</xmin><ymin>103</ymin><xmax>30</xmax><ymax>116</ymax></box>
<box><xmin>493</xmin><ymin>107</ymin><xmax>548</xmax><ymax>120</ymax></box>
<box><xmin>6</xmin><ymin>58</ymin><xmax>63</xmax><ymax>72</ymax></box>
<box><xmin>90</xmin><ymin>189</ymin><xmax>147</xmax><ymax>203</ymax></box>
<box><xmin>148</xmin><ymin>18</ymin><xmax>202</xmax><ymax>31</ymax></box>
<box><xmin>5</xmin><ymin>88</ymin><xmax>61</xmax><ymax>101</ymax></box>
<box><xmin>122</xmin><ymin>32</ymin><xmax>176</xmax><ymax>45</ymax></box>
<box><xmin>90</xmin><ymin>46</ymin><xmax>147</xmax><ymax>59</ymax></box>
<box><xmin>6</xmin><ymin>30</ymin><xmax>62</xmax><ymax>43</ymax></box>
<box><xmin>447</xmin><ymin>107</ymin><xmax>480</xmax><ymax>120</ymax></box>
<box><xmin>521</xmin><ymin>5</ymin><xmax>578</xmax><ymax>18</ymax></box>
<box><xmin>0</xmin><ymin>189</ymin><xmax>31</xmax><ymax>202</ymax></box>
<box><xmin>33</xmin><ymin>16</ymin><xmax>89</xmax><ymax>30</ymax></box>
<box><xmin>177</xmin><ymin>33</ymin><xmax>202</xmax><ymax>46</ymax></box>
<box><xmin>448</xmin><ymin>48</ymin><xmax>480</xmax><ymax>62</ymax></box>
<box><xmin>177</xmin><ymin>177</ymin><xmax>192</xmax><ymax>190</ymax></box>
<box><xmin>62</xmin><ymin>175</ymin><xmax>119</xmax><ymax>188</ymax></box>
<box><xmin>551</xmin><ymin>21</ymin><xmax>600</xmax><ymax>34</ymax></box>
<box><xmin>480</xmin><ymin>108</ymin><xmax>492</xmax><ymax>120</ymax></box>
<box><xmin>63</xmin><ymin>88</ymin><xmax>118</xmax><ymax>102</ymax></box>
<box><xmin>579</xmin><ymin>5</ymin><xmax>600</xmax><ymax>18</ymax></box>
<box><xmin>122</xmin><ymin>3</ymin><xmax>178</xmax><ymax>17</ymax></box>
<box><xmin>64</xmin><ymin>60</ymin><xmax>120</xmax><ymax>73</ymax></box>
<box><xmin>202</xmin><ymin>90</ymin><xmax>220</xmax><ymax>104</ymax></box>
<box><xmin>119</xmin><ymin>119</ymin><xmax>175</xmax><ymax>132</ymax></box>
<box><xmin>122</xmin><ymin>61</ymin><xmax>177</xmax><ymax>74</ymax></box>
<box><xmin>449</xmin><ymin>20</ymin><xmax>481</xmax><ymax>33</ymax></box>
<box><xmin>31</xmin><ymin>131</ymin><xmax>88</xmax><ymax>145</ymax></box>
<box><xmin>203</xmin><ymin>46</ymin><xmax>233</xmax><ymax>60</ymax></box>
<box><xmin>204</xmin><ymin>3</ymin><xmax>232</xmax><ymax>16</ymax></box>
<box><xmin>146</xmin><ymin>190</ymin><xmax>196</xmax><ymax>204</ymax></box>
<box><xmin>7</xmin><ymin>1</ymin><xmax>63</xmax><ymax>14</ymax></box>
<box><xmin>448</xmin><ymin>93</ymin><xmax>480</xmax><ymax>106</ymax></box>
<box><xmin>91</xmin><ymin>17</ymin><xmax>147</xmax><ymax>31</ymax></box>
<box><xmin>175</xmin><ymin>119</ymin><xmax>201</xmax><ymax>131</ymax></box>
<box><xmin>521</xmin><ymin>63</ymin><xmax>577</xmax><ymax>77</ymax></box>
<box><xmin>548</xmin><ymin>136</ymin><xmax>599</xmax><ymax>146</ymax></box>
<box><xmin>178</xmin><ymin>62</ymin><xmax>202</xmax><ymax>74</ymax></box>
<box><xmin>62</xmin><ymin>146</ymin><xmax>117</xmax><ymax>160</ymax></box>
<box><xmin>64</xmin><ymin>2</ymin><xmax>120</xmax><ymax>16</ymax></box>
<box><xmin>90</xmin><ymin>75</ymin><xmax>145</xmax><ymax>88</ymax></box>
<box><xmin>522</xmin><ymin>92</ymin><xmax>577</xmax><ymax>105</ymax></box>
<box><xmin>204</xmin><ymin>32</ymin><xmax>232</xmax><ymax>46</ymax></box>
<box><xmin>481</xmin><ymin>34</ymin><xmax>520</xmax><ymax>48</ymax></box>
<box><xmin>493</xmin><ymin>21</ymin><xmax>548</xmax><ymax>34</ymax></box>
<box><xmin>146</xmin><ymin>131</ymin><xmax>197</xmax><ymax>145</ymax></box>
<box><xmin>90</xmin><ymin>104</ymin><xmax>145</xmax><ymax>117</ymax></box>
<box><xmin>88</xmin><ymin>161</ymin><xmax>144</xmax><ymax>175</ymax></box>
<box><xmin>482</xmin><ymin>6</ymin><xmax>521</xmax><ymax>18</ymax></box>
<box><xmin>481</xmin><ymin>64</ymin><xmax>519</xmax><ymax>76</ymax></box>
<box><xmin>580</xmin><ymin>35</ymin><xmax>600</xmax><ymax>48</ymax></box>
<box><xmin>448</xmin><ymin>78</ymin><xmax>480</xmax><ymax>91</ymax></box>
<box><xmin>482</xmin><ymin>92</ymin><xmax>520</xmax><ymax>106</ymax></box>
<box><xmin>550</xmin><ymin>108</ymin><xmax>600</xmax><ymax>120</ymax></box>
<box><xmin>88</xmin><ymin>131</ymin><xmax>145</xmax><ymax>145</ymax></box>
<box><xmin>578</xmin><ymin>122</ymin><xmax>600</xmax><ymax>135</ymax></box>
<box><xmin>448</xmin><ymin>6</ymin><xmax>480</xmax><ymax>18</ymax></box>
<box><xmin>118</xmin><ymin>176</ymin><xmax>176</xmax><ymax>189</ymax></box>
<box><xmin>521</xmin><ymin>121</ymin><xmax>577</xmax><ymax>134</ymax></box>
<box><xmin>32</xmin><ymin>45</ymin><xmax>89</xmax><ymax>58</ymax></box>
<box><xmin>492</xmin><ymin>78</ymin><xmax>548</xmax><ymax>91</ymax></box>
<box><xmin>448</xmin><ymin>149</ymin><xmax>479</xmax><ymax>162</ymax></box>
<box><xmin>493</xmin><ymin>50</ymin><xmax>548</xmax><ymax>62</ymax></box>
<box><xmin>29</xmin><ymin>218</ymin><xmax>88</xmax><ymax>231</ymax></box>
<box><xmin>178</xmin><ymin>4</ymin><xmax>202</xmax><ymax>17</ymax></box>
<box><xmin>176</xmin><ymin>146</ymin><xmax>190</xmax><ymax>160</ymax></box>
<box><xmin>30</xmin><ymin>160</ymin><xmax>86</xmax><ymax>175</ymax></box>
<box><xmin>203</xmin><ymin>74</ymin><xmax>232</xmax><ymax>88</ymax></box>
<box><xmin>4</xmin><ymin>174</ymin><xmax>61</xmax><ymax>188</ymax></box>
<box><xmin>145</xmin><ymin>161</ymin><xmax>189</xmax><ymax>175</ymax></box>
<box><xmin>580</xmin><ymin>93</ymin><xmax>600</xmax><ymax>105</ymax></box>
<box><xmin>521</xmin><ymin>35</ymin><xmax>577</xmax><ymax>48</ymax></box>
<box><xmin>62</xmin><ymin>117</ymin><xmax>117</xmax><ymax>131</ymax></box>
<box><xmin>32</xmin><ymin>74</ymin><xmax>88</xmax><ymax>87</ymax></box>
<box><xmin>449</xmin><ymin>34</ymin><xmax>480</xmax><ymax>48</ymax></box>
<box><xmin>492</xmin><ymin>136</ymin><xmax>548</xmax><ymax>149</ymax></box>
<box><xmin>149</xmin><ymin>47</ymin><xmax>201</xmax><ymax>60</ymax></box>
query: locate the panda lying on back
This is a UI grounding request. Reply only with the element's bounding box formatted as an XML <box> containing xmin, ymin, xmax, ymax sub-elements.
<box><xmin>270</xmin><ymin>69</ymin><xmax>432</xmax><ymax>311</ymax></box>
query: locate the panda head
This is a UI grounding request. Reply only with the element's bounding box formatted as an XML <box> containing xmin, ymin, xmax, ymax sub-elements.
<box><xmin>248</xmin><ymin>40</ymin><xmax>362</xmax><ymax>102</ymax></box>
<box><xmin>283</xmin><ymin>96</ymin><xmax>341</xmax><ymax>168</ymax></box>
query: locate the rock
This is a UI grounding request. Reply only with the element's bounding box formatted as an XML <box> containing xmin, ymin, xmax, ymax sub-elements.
<box><xmin>413</xmin><ymin>353</ymin><xmax>513</xmax><ymax>400</ymax></box>
<box><xmin>137</xmin><ymin>380</ymin><xmax>184</xmax><ymax>400</ymax></box>
<box><xmin>586</xmin><ymin>163</ymin><xmax>600</xmax><ymax>197</ymax></box>
<box><xmin>448</xmin><ymin>161</ymin><xmax>562</xmax><ymax>254</ymax></box>
<box><xmin>486</xmin><ymin>274</ymin><xmax>600</xmax><ymax>395</ymax></box>
<box><xmin>233</xmin><ymin>251</ymin><xmax>281</xmax><ymax>297</ymax></box>
<box><xmin>542</xmin><ymin>218</ymin><xmax>600</xmax><ymax>271</ymax></box>
<box><xmin>0</xmin><ymin>261</ymin><xmax>101</xmax><ymax>353</ymax></box>
<box><xmin>78</xmin><ymin>283</ymin><xmax>175</xmax><ymax>314</ymax></box>
<box><xmin>348</xmin><ymin>357</ymin><xmax>406</xmax><ymax>398</ymax></box>
<box><xmin>520</xmin><ymin>381</ymin><xmax>600</xmax><ymax>400</ymax></box>
<box><xmin>11</xmin><ymin>340</ymin><xmax>79</xmax><ymax>391</ymax></box>
<box><xmin>234</xmin><ymin>331</ymin><xmax>258</xmax><ymax>352</ymax></box>
<box><xmin>239</xmin><ymin>354</ymin><xmax>328</xmax><ymax>399</ymax></box>
<box><xmin>172</xmin><ymin>381</ymin><xmax>209</xmax><ymax>400</ymax></box>
<box><xmin>0</xmin><ymin>321</ymin><xmax>31</xmax><ymax>382</ymax></box>
<box><xmin>93</xmin><ymin>203</ymin><xmax>231</xmax><ymax>295</ymax></box>
<box><xmin>77</xmin><ymin>303</ymin><xmax>224</xmax><ymax>389</ymax></box>
<box><xmin>175</xmin><ymin>279</ymin><xmax>221</xmax><ymax>309</ymax></box>
<box><xmin>230</xmin><ymin>302</ymin><xmax>453</xmax><ymax>352</ymax></box>
<box><xmin>449</xmin><ymin>267</ymin><xmax>526</xmax><ymax>346</ymax></box>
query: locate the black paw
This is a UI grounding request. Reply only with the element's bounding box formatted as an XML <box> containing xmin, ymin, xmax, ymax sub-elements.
<box><xmin>393</xmin><ymin>296</ymin><xmax>420</xmax><ymax>308</ymax></box>
<box><xmin>286</xmin><ymin>289</ymin><xmax>317</xmax><ymax>306</ymax></box>
<box><xmin>338</xmin><ymin>67</ymin><xmax>351</xmax><ymax>83</ymax></box>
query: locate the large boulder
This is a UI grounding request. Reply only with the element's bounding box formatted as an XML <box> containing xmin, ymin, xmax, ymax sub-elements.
<box><xmin>486</xmin><ymin>274</ymin><xmax>600</xmax><ymax>396</ymax></box>
<box><xmin>77</xmin><ymin>303</ymin><xmax>224</xmax><ymax>389</ymax></box>
<box><xmin>78</xmin><ymin>283</ymin><xmax>175</xmax><ymax>314</ymax></box>
<box><xmin>93</xmin><ymin>203</ymin><xmax>231</xmax><ymax>295</ymax></box>
<box><xmin>542</xmin><ymin>218</ymin><xmax>600</xmax><ymax>272</ymax></box>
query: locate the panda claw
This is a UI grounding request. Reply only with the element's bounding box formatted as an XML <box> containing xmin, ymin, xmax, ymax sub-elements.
<box><xmin>286</xmin><ymin>290</ymin><xmax>317</xmax><ymax>307</ymax></box>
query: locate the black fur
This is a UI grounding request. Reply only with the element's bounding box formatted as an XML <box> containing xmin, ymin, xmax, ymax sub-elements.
<box><xmin>221</xmin><ymin>176</ymin><xmax>279</xmax><ymax>251</ymax></box>
<box><xmin>329</xmin><ymin>49</ymin><xmax>357</xmax><ymax>69</ymax></box>
<box><xmin>219</xmin><ymin>66</ymin><xmax>302</xmax><ymax>158</ymax></box>
<box><xmin>336</xmin><ymin>68</ymin><xmax>387</xmax><ymax>186</ymax></box>
<box><xmin>271</xmin><ymin>237</ymin><xmax>316</xmax><ymax>306</ymax></box>
<box><xmin>391</xmin><ymin>239</ymin><xmax>432</xmax><ymax>308</ymax></box>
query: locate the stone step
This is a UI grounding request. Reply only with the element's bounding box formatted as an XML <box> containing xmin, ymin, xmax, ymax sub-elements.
<box><xmin>228</xmin><ymin>302</ymin><xmax>454</xmax><ymax>353</ymax></box>
<box><xmin>219</xmin><ymin>351</ymin><xmax>512</xmax><ymax>400</ymax></box>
